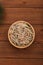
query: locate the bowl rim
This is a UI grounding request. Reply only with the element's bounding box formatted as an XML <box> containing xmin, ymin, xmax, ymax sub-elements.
<box><xmin>8</xmin><ymin>21</ymin><xmax>35</xmax><ymax>49</ymax></box>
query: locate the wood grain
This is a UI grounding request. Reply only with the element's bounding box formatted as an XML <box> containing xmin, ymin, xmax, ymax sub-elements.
<box><xmin>0</xmin><ymin>0</ymin><xmax>43</xmax><ymax>65</ymax></box>
<box><xmin>0</xmin><ymin>41</ymin><xmax>43</xmax><ymax>58</ymax></box>
<box><xmin>2</xmin><ymin>8</ymin><xmax>43</xmax><ymax>25</ymax></box>
<box><xmin>1</xmin><ymin>0</ymin><xmax>43</xmax><ymax>8</ymax></box>
<box><xmin>0</xmin><ymin>59</ymin><xmax>43</xmax><ymax>65</ymax></box>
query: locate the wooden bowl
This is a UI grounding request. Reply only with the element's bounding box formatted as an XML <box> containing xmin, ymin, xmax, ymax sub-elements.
<box><xmin>8</xmin><ymin>21</ymin><xmax>35</xmax><ymax>49</ymax></box>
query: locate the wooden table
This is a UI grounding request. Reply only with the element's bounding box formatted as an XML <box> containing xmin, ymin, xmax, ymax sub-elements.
<box><xmin>0</xmin><ymin>0</ymin><xmax>43</xmax><ymax>65</ymax></box>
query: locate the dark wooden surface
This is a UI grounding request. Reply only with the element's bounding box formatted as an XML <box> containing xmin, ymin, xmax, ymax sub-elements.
<box><xmin>0</xmin><ymin>0</ymin><xmax>43</xmax><ymax>65</ymax></box>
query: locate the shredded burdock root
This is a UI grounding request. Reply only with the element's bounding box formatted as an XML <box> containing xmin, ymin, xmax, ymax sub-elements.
<box><xmin>8</xmin><ymin>21</ymin><xmax>35</xmax><ymax>48</ymax></box>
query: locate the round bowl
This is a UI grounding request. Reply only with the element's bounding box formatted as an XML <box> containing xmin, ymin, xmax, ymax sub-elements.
<box><xmin>8</xmin><ymin>21</ymin><xmax>35</xmax><ymax>49</ymax></box>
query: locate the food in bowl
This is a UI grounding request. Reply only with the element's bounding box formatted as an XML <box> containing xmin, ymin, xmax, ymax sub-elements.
<box><xmin>8</xmin><ymin>21</ymin><xmax>35</xmax><ymax>48</ymax></box>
